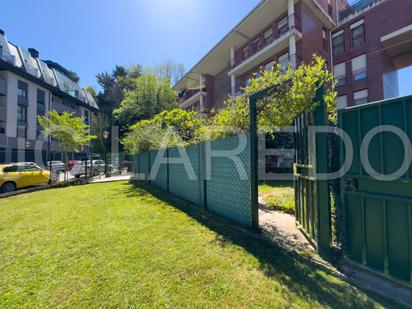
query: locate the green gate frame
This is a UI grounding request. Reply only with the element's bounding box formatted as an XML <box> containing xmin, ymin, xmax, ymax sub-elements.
<box><xmin>249</xmin><ymin>86</ymin><xmax>332</xmax><ymax>258</ymax></box>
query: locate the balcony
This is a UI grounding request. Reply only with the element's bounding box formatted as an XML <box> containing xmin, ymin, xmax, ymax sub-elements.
<box><xmin>178</xmin><ymin>88</ymin><xmax>206</xmax><ymax>109</ymax></box>
<box><xmin>24</xmin><ymin>63</ymin><xmax>40</xmax><ymax>78</ymax></box>
<box><xmin>0</xmin><ymin>77</ymin><xmax>6</xmax><ymax>96</ymax></box>
<box><xmin>43</xmin><ymin>75</ymin><xmax>57</xmax><ymax>86</ymax></box>
<box><xmin>229</xmin><ymin>14</ymin><xmax>302</xmax><ymax>77</ymax></box>
<box><xmin>339</xmin><ymin>0</ymin><xmax>382</xmax><ymax>21</ymax></box>
<box><xmin>0</xmin><ymin>50</ymin><xmax>16</xmax><ymax>66</ymax></box>
<box><xmin>236</xmin><ymin>54</ymin><xmax>300</xmax><ymax>93</ymax></box>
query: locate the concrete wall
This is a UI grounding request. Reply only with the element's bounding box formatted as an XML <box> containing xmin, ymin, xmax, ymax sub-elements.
<box><xmin>212</xmin><ymin>66</ymin><xmax>231</xmax><ymax>110</ymax></box>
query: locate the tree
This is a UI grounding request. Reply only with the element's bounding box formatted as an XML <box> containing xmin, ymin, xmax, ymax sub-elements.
<box><xmin>113</xmin><ymin>73</ymin><xmax>177</xmax><ymax>129</ymax></box>
<box><xmin>122</xmin><ymin>109</ymin><xmax>203</xmax><ymax>153</ymax></box>
<box><xmin>150</xmin><ymin>60</ymin><xmax>185</xmax><ymax>86</ymax></box>
<box><xmin>85</xmin><ymin>86</ymin><xmax>97</xmax><ymax>98</ymax></box>
<box><xmin>38</xmin><ymin>110</ymin><xmax>96</xmax><ymax>180</ymax></box>
<box><xmin>91</xmin><ymin>112</ymin><xmax>110</xmax><ymax>154</ymax></box>
<box><xmin>96</xmin><ymin>64</ymin><xmax>142</xmax><ymax>114</ymax></box>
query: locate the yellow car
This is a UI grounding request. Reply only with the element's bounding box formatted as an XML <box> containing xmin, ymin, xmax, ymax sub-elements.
<box><xmin>0</xmin><ymin>163</ymin><xmax>51</xmax><ymax>193</ymax></box>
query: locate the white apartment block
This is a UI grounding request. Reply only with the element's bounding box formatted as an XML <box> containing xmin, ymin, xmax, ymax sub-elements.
<box><xmin>0</xmin><ymin>29</ymin><xmax>98</xmax><ymax>163</ymax></box>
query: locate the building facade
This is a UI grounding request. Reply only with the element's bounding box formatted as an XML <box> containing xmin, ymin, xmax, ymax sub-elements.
<box><xmin>174</xmin><ymin>0</ymin><xmax>412</xmax><ymax>113</ymax></box>
<box><xmin>332</xmin><ymin>0</ymin><xmax>412</xmax><ymax>108</ymax></box>
<box><xmin>0</xmin><ymin>29</ymin><xmax>98</xmax><ymax>164</ymax></box>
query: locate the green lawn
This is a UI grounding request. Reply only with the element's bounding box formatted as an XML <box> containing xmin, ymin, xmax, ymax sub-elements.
<box><xmin>0</xmin><ymin>182</ymin><xmax>386</xmax><ymax>308</ymax></box>
<box><xmin>259</xmin><ymin>183</ymin><xmax>295</xmax><ymax>214</ymax></box>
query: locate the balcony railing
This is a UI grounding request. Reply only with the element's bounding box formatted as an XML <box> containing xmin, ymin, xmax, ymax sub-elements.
<box><xmin>178</xmin><ymin>87</ymin><xmax>206</xmax><ymax>105</ymax></box>
<box><xmin>25</xmin><ymin>63</ymin><xmax>40</xmax><ymax>78</ymax></box>
<box><xmin>237</xmin><ymin>54</ymin><xmax>301</xmax><ymax>91</ymax></box>
<box><xmin>0</xmin><ymin>50</ymin><xmax>16</xmax><ymax>66</ymax></box>
<box><xmin>231</xmin><ymin>14</ymin><xmax>302</xmax><ymax>69</ymax></box>
<box><xmin>339</xmin><ymin>0</ymin><xmax>382</xmax><ymax>21</ymax></box>
<box><xmin>43</xmin><ymin>75</ymin><xmax>56</xmax><ymax>86</ymax></box>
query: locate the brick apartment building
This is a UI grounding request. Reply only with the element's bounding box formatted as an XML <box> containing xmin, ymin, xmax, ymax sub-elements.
<box><xmin>174</xmin><ymin>0</ymin><xmax>412</xmax><ymax>113</ymax></box>
<box><xmin>0</xmin><ymin>29</ymin><xmax>99</xmax><ymax>163</ymax></box>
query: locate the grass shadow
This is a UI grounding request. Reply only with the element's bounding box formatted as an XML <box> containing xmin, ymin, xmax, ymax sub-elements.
<box><xmin>120</xmin><ymin>181</ymin><xmax>398</xmax><ymax>308</ymax></box>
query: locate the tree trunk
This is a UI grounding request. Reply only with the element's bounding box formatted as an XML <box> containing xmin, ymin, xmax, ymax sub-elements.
<box><xmin>64</xmin><ymin>151</ymin><xmax>68</xmax><ymax>181</ymax></box>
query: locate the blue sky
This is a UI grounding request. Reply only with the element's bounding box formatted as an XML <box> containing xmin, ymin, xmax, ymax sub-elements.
<box><xmin>2</xmin><ymin>0</ymin><xmax>412</xmax><ymax>96</ymax></box>
<box><xmin>2</xmin><ymin>0</ymin><xmax>259</xmax><ymax>90</ymax></box>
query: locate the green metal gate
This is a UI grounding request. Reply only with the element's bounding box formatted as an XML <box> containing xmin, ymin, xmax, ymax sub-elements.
<box><xmin>249</xmin><ymin>86</ymin><xmax>331</xmax><ymax>258</ymax></box>
<box><xmin>339</xmin><ymin>95</ymin><xmax>412</xmax><ymax>287</ymax></box>
<box><xmin>294</xmin><ymin>88</ymin><xmax>331</xmax><ymax>259</ymax></box>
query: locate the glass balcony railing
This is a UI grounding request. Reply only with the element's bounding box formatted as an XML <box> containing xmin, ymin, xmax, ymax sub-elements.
<box><xmin>43</xmin><ymin>75</ymin><xmax>56</xmax><ymax>86</ymax></box>
<box><xmin>339</xmin><ymin>0</ymin><xmax>382</xmax><ymax>21</ymax></box>
<box><xmin>25</xmin><ymin>63</ymin><xmax>40</xmax><ymax>77</ymax></box>
<box><xmin>0</xmin><ymin>50</ymin><xmax>16</xmax><ymax>65</ymax></box>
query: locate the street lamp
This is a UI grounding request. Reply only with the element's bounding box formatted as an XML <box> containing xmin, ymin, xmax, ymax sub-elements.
<box><xmin>103</xmin><ymin>131</ymin><xmax>109</xmax><ymax>177</ymax></box>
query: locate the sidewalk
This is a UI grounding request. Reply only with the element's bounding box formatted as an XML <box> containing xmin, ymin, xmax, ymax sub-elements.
<box><xmin>258</xmin><ymin>203</ymin><xmax>315</xmax><ymax>254</ymax></box>
<box><xmin>92</xmin><ymin>175</ymin><xmax>132</xmax><ymax>183</ymax></box>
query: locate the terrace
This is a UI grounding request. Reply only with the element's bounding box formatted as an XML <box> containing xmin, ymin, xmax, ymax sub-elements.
<box><xmin>178</xmin><ymin>87</ymin><xmax>207</xmax><ymax>110</ymax></box>
<box><xmin>339</xmin><ymin>0</ymin><xmax>383</xmax><ymax>22</ymax></box>
<box><xmin>231</xmin><ymin>15</ymin><xmax>302</xmax><ymax>70</ymax></box>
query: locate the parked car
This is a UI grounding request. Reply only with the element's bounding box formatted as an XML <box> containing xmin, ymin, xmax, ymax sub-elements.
<box><xmin>0</xmin><ymin>162</ymin><xmax>51</xmax><ymax>193</ymax></box>
<box><xmin>46</xmin><ymin>160</ymin><xmax>66</xmax><ymax>172</ymax></box>
<box><xmin>70</xmin><ymin>160</ymin><xmax>111</xmax><ymax>178</ymax></box>
<box><xmin>67</xmin><ymin>160</ymin><xmax>81</xmax><ymax>171</ymax></box>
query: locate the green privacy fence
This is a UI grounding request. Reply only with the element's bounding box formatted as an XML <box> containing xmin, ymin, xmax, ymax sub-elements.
<box><xmin>132</xmin><ymin>133</ymin><xmax>255</xmax><ymax>229</ymax></box>
<box><xmin>339</xmin><ymin>94</ymin><xmax>412</xmax><ymax>287</ymax></box>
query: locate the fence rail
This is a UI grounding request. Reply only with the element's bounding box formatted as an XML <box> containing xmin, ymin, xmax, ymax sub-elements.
<box><xmin>132</xmin><ymin>133</ymin><xmax>255</xmax><ymax>229</ymax></box>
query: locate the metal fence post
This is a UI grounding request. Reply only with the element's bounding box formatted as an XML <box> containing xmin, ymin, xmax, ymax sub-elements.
<box><xmin>314</xmin><ymin>86</ymin><xmax>332</xmax><ymax>260</ymax></box>
<box><xmin>249</xmin><ymin>95</ymin><xmax>259</xmax><ymax>231</ymax></box>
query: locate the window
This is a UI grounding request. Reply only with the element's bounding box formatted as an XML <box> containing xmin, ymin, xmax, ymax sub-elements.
<box><xmin>17</xmin><ymin>105</ymin><xmax>27</xmax><ymax>122</ymax></box>
<box><xmin>24</xmin><ymin>164</ymin><xmax>41</xmax><ymax>172</ymax></box>
<box><xmin>3</xmin><ymin>165</ymin><xmax>18</xmax><ymax>173</ymax></box>
<box><xmin>322</xmin><ymin>28</ymin><xmax>328</xmax><ymax>51</ymax></box>
<box><xmin>278</xmin><ymin>53</ymin><xmax>290</xmax><ymax>72</ymax></box>
<box><xmin>354</xmin><ymin>89</ymin><xmax>368</xmax><ymax>105</ymax></box>
<box><xmin>37</xmin><ymin>89</ymin><xmax>46</xmax><ymax>115</ymax></box>
<box><xmin>336</xmin><ymin>95</ymin><xmax>348</xmax><ymax>110</ymax></box>
<box><xmin>334</xmin><ymin>63</ymin><xmax>346</xmax><ymax>86</ymax></box>
<box><xmin>52</xmin><ymin>95</ymin><xmax>63</xmax><ymax>104</ymax></box>
<box><xmin>332</xmin><ymin>30</ymin><xmax>344</xmax><ymax>56</ymax></box>
<box><xmin>352</xmin><ymin>54</ymin><xmax>367</xmax><ymax>81</ymax></box>
<box><xmin>351</xmin><ymin>19</ymin><xmax>365</xmax><ymax>48</ymax></box>
<box><xmin>17</xmin><ymin>126</ymin><xmax>26</xmax><ymax>138</ymax></box>
<box><xmin>17</xmin><ymin>80</ymin><xmax>28</xmax><ymax>98</ymax></box>
<box><xmin>264</xmin><ymin>29</ymin><xmax>274</xmax><ymax>45</ymax></box>
<box><xmin>278</xmin><ymin>17</ymin><xmax>289</xmax><ymax>35</ymax></box>
<box><xmin>0</xmin><ymin>120</ymin><xmax>5</xmax><ymax>134</ymax></box>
